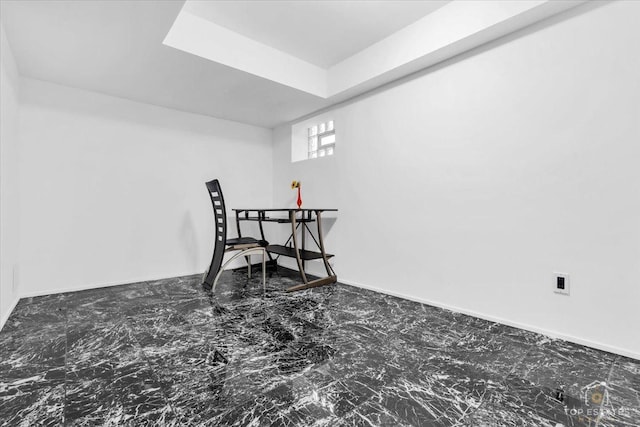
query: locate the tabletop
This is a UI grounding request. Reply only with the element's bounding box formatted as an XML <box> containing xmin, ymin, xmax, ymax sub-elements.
<box><xmin>232</xmin><ymin>208</ymin><xmax>338</xmax><ymax>212</ymax></box>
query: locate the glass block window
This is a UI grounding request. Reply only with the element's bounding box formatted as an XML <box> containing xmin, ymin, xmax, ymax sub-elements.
<box><xmin>308</xmin><ymin>120</ymin><xmax>335</xmax><ymax>159</ymax></box>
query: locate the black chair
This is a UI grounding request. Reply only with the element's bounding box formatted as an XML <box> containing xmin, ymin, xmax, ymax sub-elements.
<box><xmin>203</xmin><ymin>179</ymin><xmax>267</xmax><ymax>292</ymax></box>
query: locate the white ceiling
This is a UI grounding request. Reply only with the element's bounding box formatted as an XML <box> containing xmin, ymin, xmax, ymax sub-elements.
<box><xmin>183</xmin><ymin>1</ymin><xmax>450</xmax><ymax>68</ymax></box>
<box><xmin>0</xmin><ymin>0</ymin><xmax>328</xmax><ymax>128</ymax></box>
<box><xmin>0</xmin><ymin>0</ymin><xmax>585</xmax><ymax>129</ymax></box>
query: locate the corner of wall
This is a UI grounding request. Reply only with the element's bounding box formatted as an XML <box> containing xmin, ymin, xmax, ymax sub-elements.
<box><xmin>0</xmin><ymin>18</ymin><xmax>22</xmax><ymax>327</ymax></box>
<box><xmin>0</xmin><ymin>295</ymin><xmax>20</xmax><ymax>332</ymax></box>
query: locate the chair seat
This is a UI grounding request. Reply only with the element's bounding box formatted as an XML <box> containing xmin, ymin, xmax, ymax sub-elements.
<box><xmin>226</xmin><ymin>237</ymin><xmax>268</xmax><ymax>247</ymax></box>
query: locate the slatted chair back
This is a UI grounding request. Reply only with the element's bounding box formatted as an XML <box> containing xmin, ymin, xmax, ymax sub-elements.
<box><xmin>205</xmin><ymin>179</ymin><xmax>227</xmax><ymax>285</ymax></box>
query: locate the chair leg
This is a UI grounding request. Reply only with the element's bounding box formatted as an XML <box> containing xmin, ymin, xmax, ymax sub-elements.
<box><xmin>212</xmin><ymin>248</ymin><xmax>268</xmax><ymax>293</ymax></box>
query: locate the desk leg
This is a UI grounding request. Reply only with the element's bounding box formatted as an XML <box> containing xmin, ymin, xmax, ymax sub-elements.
<box><xmin>286</xmin><ymin>210</ymin><xmax>337</xmax><ymax>292</ymax></box>
<box><xmin>235</xmin><ymin>210</ymin><xmax>242</xmax><ymax>238</ymax></box>
<box><xmin>235</xmin><ymin>210</ymin><xmax>253</xmax><ymax>277</ymax></box>
<box><xmin>257</xmin><ymin>211</ymin><xmax>274</xmax><ymax>263</ymax></box>
<box><xmin>290</xmin><ymin>210</ymin><xmax>308</xmax><ymax>285</ymax></box>
<box><xmin>301</xmin><ymin>212</ymin><xmax>306</xmax><ymax>272</ymax></box>
<box><xmin>315</xmin><ymin>211</ymin><xmax>336</xmax><ymax>278</ymax></box>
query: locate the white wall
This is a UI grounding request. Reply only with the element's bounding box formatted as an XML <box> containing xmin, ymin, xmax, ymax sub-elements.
<box><xmin>272</xmin><ymin>1</ymin><xmax>640</xmax><ymax>358</ymax></box>
<box><xmin>0</xmin><ymin>22</ymin><xmax>21</xmax><ymax>327</ymax></box>
<box><xmin>18</xmin><ymin>78</ymin><xmax>272</xmax><ymax>296</ymax></box>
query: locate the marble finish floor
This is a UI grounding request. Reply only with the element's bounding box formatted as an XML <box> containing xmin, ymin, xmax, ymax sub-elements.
<box><xmin>1</xmin><ymin>268</ymin><xmax>639</xmax><ymax>426</ymax></box>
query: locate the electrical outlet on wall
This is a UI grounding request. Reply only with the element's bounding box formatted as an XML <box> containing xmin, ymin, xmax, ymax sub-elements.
<box><xmin>554</xmin><ymin>272</ymin><xmax>570</xmax><ymax>296</ymax></box>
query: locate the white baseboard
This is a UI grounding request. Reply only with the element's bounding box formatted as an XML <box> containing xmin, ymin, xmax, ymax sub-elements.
<box><xmin>0</xmin><ymin>295</ymin><xmax>20</xmax><ymax>332</ymax></box>
<box><xmin>339</xmin><ymin>277</ymin><xmax>640</xmax><ymax>361</ymax></box>
<box><xmin>18</xmin><ymin>270</ymin><xmax>202</xmax><ymax>299</ymax></box>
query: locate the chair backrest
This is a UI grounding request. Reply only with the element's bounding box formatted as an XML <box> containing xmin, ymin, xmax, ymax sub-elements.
<box><xmin>204</xmin><ymin>179</ymin><xmax>227</xmax><ymax>287</ymax></box>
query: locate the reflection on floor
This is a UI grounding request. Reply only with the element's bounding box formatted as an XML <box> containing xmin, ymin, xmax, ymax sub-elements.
<box><xmin>1</xmin><ymin>268</ymin><xmax>638</xmax><ymax>426</ymax></box>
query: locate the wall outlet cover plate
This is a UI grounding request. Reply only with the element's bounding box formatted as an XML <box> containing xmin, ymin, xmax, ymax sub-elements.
<box><xmin>554</xmin><ymin>272</ymin><xmax>570</xmax><ymax>296</ymax></box>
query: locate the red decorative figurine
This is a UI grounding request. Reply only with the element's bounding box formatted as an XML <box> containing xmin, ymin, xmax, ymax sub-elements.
<box><xmin>291</xmin><ymin>180</ymin><xmax>302</xmax><ymax>208</ymax></box>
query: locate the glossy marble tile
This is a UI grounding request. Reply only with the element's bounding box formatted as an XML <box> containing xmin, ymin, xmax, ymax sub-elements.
<box><xmin>0</xmin><ymin>366</ymin><xmax>65</xmax><ymax>426</ymax></box>
<box><xmin>598</xmin><ymin>357</ymin><xmax>640</xmax><ymax>426</ymax></box>
<box><xmin>1</xmin><ymin>268</ymin><xmax>638</xmax><ymax>426</ymax></box>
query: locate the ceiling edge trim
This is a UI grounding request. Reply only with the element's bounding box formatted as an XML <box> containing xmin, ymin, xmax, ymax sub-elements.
<box><xmin>163</xmin><ymin>10</ymin><xmax>328</xmax><ymax>98</ymax></box>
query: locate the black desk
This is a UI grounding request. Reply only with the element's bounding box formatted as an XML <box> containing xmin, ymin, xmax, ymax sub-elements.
<box><xmin>233</xmin><ymin>208</ymin><xmax>337</xmax><ymax>292</ymax></box>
